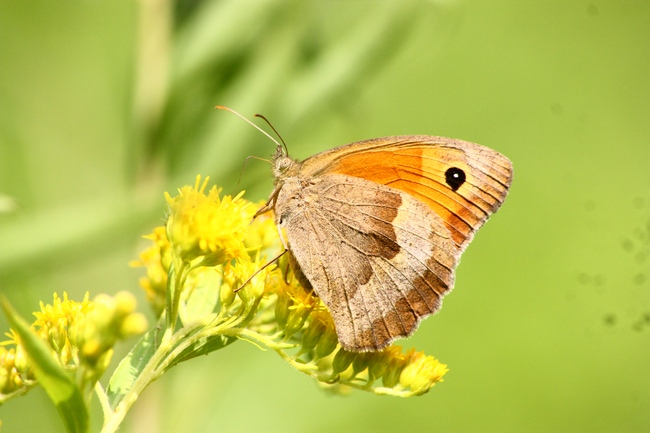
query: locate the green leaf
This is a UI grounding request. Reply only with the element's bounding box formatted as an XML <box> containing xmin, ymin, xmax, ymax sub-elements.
<box><xmin>1</xmin><ymin>297</ymin><xmax>89</xmax><ymax>433</ymax></box>
<box><xmin>167</xmin><ymin>333</ymin><xmax>237</xmax><ymax>369</ymax></box>
<box><xmin>106</xmin><ymin>326</ymin><xmax>158</xmax><ymax>409</ymax></box>
<box><xmin>184</xmin><ymin>268</ymin><xmax>220</xmax><ymax>320</ymax></box>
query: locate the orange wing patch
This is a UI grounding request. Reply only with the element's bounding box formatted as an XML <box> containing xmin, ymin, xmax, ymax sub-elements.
<box><xmin>326</xmin><ymin>143</ymin><xmax>512</xmax><ymax>248</ymax></box>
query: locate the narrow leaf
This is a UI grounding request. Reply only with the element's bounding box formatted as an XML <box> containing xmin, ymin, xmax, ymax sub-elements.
<box><xmin>106</xmin><ymin>327</ymin><xmax>157</xmax><ymax>409</ymax></box>
<box><xmin>168</xmin><ymin>334</ymin><xmax>237</xmax><ymax>368</ymax></box>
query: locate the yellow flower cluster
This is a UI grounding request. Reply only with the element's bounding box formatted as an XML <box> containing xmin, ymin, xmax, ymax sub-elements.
<box><xmin>0</xmin><ymin>344</ymin><xmax>33</xmax><ymax>400</ymax></box>
<box><xmin>131</xmin><ymin>226</ymin><xmax>169</xmax><ymax>316</ymax></box>
<box><xmin>0</xmin><ymin>291</ymin><xmax>147</xmax><ymax>400</ymax></box>
<box><xmin>399</xmin><ymin>348</ymin><xmax>449</xmax><ymax>394</ymax></box>
<box><xmin>164</xmin><ymin>176</ymin><xmax>256</xmax><ymax>266</ymax></box>
<box><xmin>75</xmin><ymin>292</ymin><xmax>148</xmax><ymax>379</ymax></box>
<box><xmin>133</xmin><ymin>175</ymin><xmax>447</xmax><ymax>396</ymax></box>
<box><xmin>134</xmin><ymin>176</ymin><xmax>275</xmax><ymax>324</ymax></box>
<box><xmin>32</xmin><ymin>292</ymin><xmax>93</xmax><ymax>368</ymax></box>
<box><xmin>266</xmin><ymin>270</ymin><xmax>448</xmax><ymax>396</ymax></box>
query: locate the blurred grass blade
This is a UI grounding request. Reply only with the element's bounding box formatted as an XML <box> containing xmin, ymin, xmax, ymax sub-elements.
<box><xmin>173</xmin><ymin>0</ymin><xmax>284</xmax><ymax>80</ymax></box>
<box><xmin>1</xmin><ymin>298</ymin><xmax>89</xmax><ymax>433</ymax></box>
<box><xmin>284</xmin><ymin>2</ymin><xmax>421</xmax><ymax>123</ymax></box>
<box><xmin>105</xmin><ymin>325</ymin><xmax>158</xmax><ymax>409</ymax></box>
<box><xmin>157</xmin><ymin>1</ymin><xmax>426</xmax><ymax>184</ymax></box>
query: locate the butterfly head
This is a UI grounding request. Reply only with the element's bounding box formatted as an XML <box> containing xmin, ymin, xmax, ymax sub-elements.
<box><xmin>271</xmin><ymin>143</ymin><xmax>299</xmax><ymax>181</ymax></box>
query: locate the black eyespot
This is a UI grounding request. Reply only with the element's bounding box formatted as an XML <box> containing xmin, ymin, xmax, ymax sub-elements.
<box><xmin>445</xmin><ymin>167</ymin><xmax>466</xmax><ymax>191</ymax></box>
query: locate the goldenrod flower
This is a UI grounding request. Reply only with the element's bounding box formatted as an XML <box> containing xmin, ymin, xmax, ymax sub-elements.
<box><xmin>269</xmin><ymin>274</ymin><xmax>323</xmax><ymax>341</ymax></box>
<box><xmin>165</xmin><ymin>175</ymin><xmax>255</xmax><ymax>265</ymax></box>
<box><xmin>0</xmin><ymin>291</ymin><xmax>148</xmax><ymax>403</ymax></box>
<box><xmin>131</xmin><ymin>226</ymin><xmax>170</xmax><ymax>316</ymax></box>
<box><xmin>76</xmin><ymin>291</ymin><xmax>148</xmax><ymax>378</ymax></box>
<box><xmin>32</xmin><ymin>292</ymin><xmax>93</xmax><ymax>368</ymax></box>
<box><xmin>1</xmin><ymin>174</ymin><xmax>449</xmax><ymax>433</ymax></box>
<box><xmin>0</xmin><ymin>345</ymin><xmax>35</xmax><ymax>400</ymax></box>
<box><xmin>133</xmin><ymin>176</ymin><xmax>447</xmax><ymax>397</ymax></box>
<box><xmin>243</xmin><ymin>209</ymin><xmax>281</xmax><ymax>252</ymax></box>
<box><xmin>399</xmin><ymin>349</ymin><xmax>448</xmax><ymax>395</ymax></box>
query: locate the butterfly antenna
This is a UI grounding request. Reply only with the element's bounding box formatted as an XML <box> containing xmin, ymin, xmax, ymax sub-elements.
<box><xmin>254</xmin><ymin>113</ymin><xmax>289</xmax><ymax>156</ymax></box>
<box><xmin>215</xmin><ymin>106</ymin><xmax>282</xmax><ymax>149</ymax></box>
<box><xmin>238</xmin><ymin>155</ymin><xmax>271</xmax><ymax>186</ymax></box>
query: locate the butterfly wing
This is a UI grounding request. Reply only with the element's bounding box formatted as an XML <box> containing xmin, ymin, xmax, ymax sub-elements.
<box><xmin>275</xmin><ymin>173</ymin><xmax>458</xmax><ymax>351</ymax></box>
<box><xmin>299</xmin><ymin>136</ymin><xmax>513</xmax><ymax>249</ymax></box>
<box><xmin>273</xmin><ymin>136</ymin><xmax>512</xmax><ymax>351</ymax></box>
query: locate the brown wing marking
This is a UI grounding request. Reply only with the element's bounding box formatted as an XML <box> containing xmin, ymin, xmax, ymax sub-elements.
<box><xmin>282</xmin><ymin>174</ymin><xmax>457</xmax><ymax>351</ymax></box>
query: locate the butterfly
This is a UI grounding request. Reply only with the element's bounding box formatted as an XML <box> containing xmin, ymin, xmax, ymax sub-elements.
<box><xmin>255</xmin><ymin>134</ymin><xmax>513</xmax><ymax>352</ymax></box>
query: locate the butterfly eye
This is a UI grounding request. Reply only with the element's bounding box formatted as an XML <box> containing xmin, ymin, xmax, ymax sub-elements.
<box><xmin>445</xmin><ymin>167</ymin><xmax>466</xmax><ymax>191</ymax></box>
<box><xmin>278</xmin><ymin>158</ymin><xmax>292</xmax><ymax>171</ymax></box>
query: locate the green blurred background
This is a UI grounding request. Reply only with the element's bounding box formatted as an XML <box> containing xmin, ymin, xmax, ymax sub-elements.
<box><xmin>1</xmin><ymin>1</ymin><xmax>649</xmax><ymax>432</ymax></box>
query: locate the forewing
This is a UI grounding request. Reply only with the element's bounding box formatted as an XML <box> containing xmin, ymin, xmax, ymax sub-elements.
<box><xmin>300</xmin><ymin>136</ymin><xmax>513</xmax><ymax>250</ymax></box>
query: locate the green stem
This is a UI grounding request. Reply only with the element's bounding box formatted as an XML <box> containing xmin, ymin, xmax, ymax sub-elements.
<box><xmin>166</xmin><ymin>260</ymin><xmax>190</xmax><ymax>332</ymax></box>
<box><xmin>94</xmin><ymin>382</ymin><xmax>111</xmax><ymax>421</ymax></box>
<box><xmin>170</xmin><ymin>264</ymin><xmax>185</xmax><ymax>330</ymax></box>
<box><xmin>164</xmin><ymin>263</ymin><xmax>176</xmax><ymax>331</ymax></box>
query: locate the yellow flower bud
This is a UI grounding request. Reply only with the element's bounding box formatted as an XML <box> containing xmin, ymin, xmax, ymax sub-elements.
<box><xmin>219</xmin><ymin>280</ymin><xmax>236</xmax><ymax>309</ymax></box>
<box><xmin>381</xmin><ymin>346</ymin><xmax>406</xmax><ymax>388</ymax></box>
<box><xmin>0</xmin><ymin>365</ymin><xmax>8</xmax><ymax>393</ymax></box>
<box><xmin>132</xmin><ymin>226</ymin><xmax>170</xmax><ymax>316</ymax></box>
<box><xmin>82</xmin><ymin>339</ymin><xmax>102</xmax><ymax>361</ymax></box>
<box><xmin>13</xmin><ymin>345</ymin><xmax>29</xmax><ymax>375</ymax></box>
<box><xmin>314</xmin><ymin>322</ymin><xmax>338</xmax><ymax>360</ymax></box>
<box><xmin>114</xmin><ymin>291</ymin><xmax>137</xmax><ymax>317</ymax></box>
<box><xmin>274</xmin><ymin>291</ymin><xmax>292</xmax><ymax>329</ymax></box>
<box><xmin>301</xmin><ymin>316</ymin><xmax>327</xmax><ymax>352</ymax></box>
<box><xmin>332</xmin><ymin>348</ymin><xmax>357</xmax><ymax>375</ymax></box>
<box><xmin>367</xmin><ymin>351</ymin><xmax>388</xmax><ymax>380</ymax></box>
<box><xmin>120</xmin><ymin>313</ymin><xmax>148</xmax><ymax>337</ymax></box>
